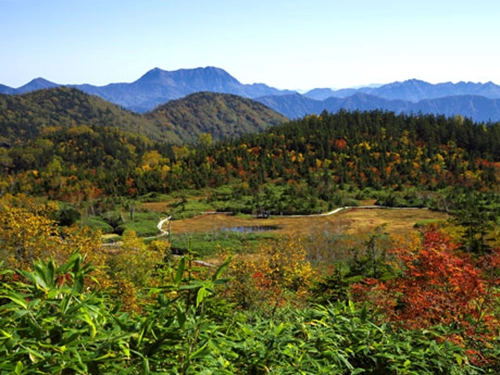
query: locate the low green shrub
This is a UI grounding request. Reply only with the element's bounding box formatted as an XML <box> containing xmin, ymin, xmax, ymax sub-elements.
<box><xmin>79</xmin><ymin>215</ymin><xmax>114</xmax><ymax>233</ymax></box>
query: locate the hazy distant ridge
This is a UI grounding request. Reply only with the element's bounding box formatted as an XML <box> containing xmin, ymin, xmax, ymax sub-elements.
<box><xmin>256</xmin><ymin>93</ymin><xmax>500</xmax><ymax>123</ymax></box>
<box><xmin>304</xmin><ymin>79</ymin><xmax>500</xmax><ymax>102</ymax></box>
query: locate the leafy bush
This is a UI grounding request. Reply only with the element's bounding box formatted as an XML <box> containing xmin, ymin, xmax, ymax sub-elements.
<box><xmin>216</xmin><ymin>302</ymin><xmax>479</xmax><ymax>375</ymax></box>
<box><xmin>0</xmin><ymin>253</ymin><xmax>131</xmax><ymax>374</ymax></box>
<box><xmin>53</xmin><ymin>204</ymin><xmax>81</xmax><ymax>226</ymax></box>
<box><xmin>413</xmin><ymin>218</ymin><xmax>445</xmax><ymax>228</ymax></box>
<box><xmin>79</xmin><ymin>215</ymin><xmax>114</xmax><ymax>233</ymax></box>
<box><xmin>352</xmin><ymin>230</ymin><xmax>500</xmax><ymax>369</ymax></box>
<box><xmin>101</xmin><ymin>210</ymin><xmax>125</xmax><ymax>232</ymax></box>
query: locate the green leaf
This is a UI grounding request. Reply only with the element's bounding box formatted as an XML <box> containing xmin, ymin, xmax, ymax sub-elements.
<box><xmin>63</xmin><ymin>331</ymin><xmax>81</xmax><ymax>345</ymax></box>
<box><xmin>351</xmin><ymin>369</ymin><xmax>365</xmax><ymax>375</ymax></box>
<box><xmin>72</xmin><ymin>252</ymin><xmax>82</xmax><ymax>274</ymax></box>
<box><xmin>196</xmin><ymin>286</ymin><xmax>210</xmax><ymax>307</ymax></box>
<box><xmin>0</xmin><ymin>293</ymin><xmax>27</xmax><ymax>309</ymax></box>
<box><xmin>175</xmin><ymin>257</ymin><xmax>185</xmax><ymax>285</ymax></box>
<box><xmin>360</xmin><ymin>303</ymin><xmax>368</xmax><ymax>323</ymax></box>
<box><xmin>176</xmin><ymin>306</ymin><xmax>186</xmax><ymax>329</ymax></box>
<box><xmin>336</xmin><ymin>353</ymin><xmax>354</xmax><ymax>371</ymax></box>
<box><xmin>34</xmin><ymin>272</ymin><xmax>48</xmax><ymax>291</ymax></box>
<box><xmin>73</xmin><ymin>274</ymin><xmax>85</xmax><ymax>294</ymax></box>
<box><xmin>81</xmin><ymin>311</ymin><xmax>97</xmax><ymax>338</ymax></box>
<box><xmin>190</xmin><ymin>341</ymin><xmax>211</xmax><ymax>360</ymax></box>
<box><xmin>454</xmin><ymin>353</ymin><xmax>463</xmax><ymax>366</ymax></box>
<box><xmin>14</xmin><ymin>361</ymin><xmax>23</xmax><ymax>375</ymax></box>
<box><xmin>142</xmin><ymin>357</ymin><xmax>150</xmax><ymax>375</ymax></box>
<box><xmin>274</xmin><ymin>323</ymin><xmax>287</xmax><ymax>337</ymax></box>
<box><xmin>212</xmin><ymin>255</ymin><xmax>232</xmax><ymax>281</ymax></box>
<box><xmin>47</xmin><ymin>258</ymin><xmax>56</xmax><ymax>286</ymax></box>
<box><xmin>178</xmin><ymin>285</ymin><xmax>197</xmax><ymax>291</ymax></box>
<box><xmin>137</xmin><ymin>317</ymin><xmax>155</xmax><ymax>347</ymax></box>
<box><xmin>27</xmin><ymin>348</ymin><xmax>44</xmax><ymax>363</ymax></box>
<box><xmin>94</xmin><ymin>352</ymin><xmax>114</xmax><ymax>361</ymax></box>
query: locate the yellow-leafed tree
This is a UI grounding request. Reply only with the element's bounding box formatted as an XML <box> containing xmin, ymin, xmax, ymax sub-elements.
<box><xmin>225</xmin><ymin>235</ymin><xmax>314</xmax><ymax>314</ymax></box>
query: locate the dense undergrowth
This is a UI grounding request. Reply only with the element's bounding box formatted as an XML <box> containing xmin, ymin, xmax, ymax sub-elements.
<box><xmin>2</xmin><ymin>250</ymin><xmax>496</xmax><ymax>374</ymax></box>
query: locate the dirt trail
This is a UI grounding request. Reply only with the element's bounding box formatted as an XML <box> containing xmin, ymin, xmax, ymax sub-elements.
<box><xmin>144</xmin><ymin>216</ymin><xmax>171</xmax><ymax>240</ymax></box>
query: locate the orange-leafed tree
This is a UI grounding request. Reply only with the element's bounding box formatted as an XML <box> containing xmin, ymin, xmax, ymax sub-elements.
<box><xmin>352</xmin><ymin>230</ymin><xmax>500</xmax><ymax>363</ymax></box>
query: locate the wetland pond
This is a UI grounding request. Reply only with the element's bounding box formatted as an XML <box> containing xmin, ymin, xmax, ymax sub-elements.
<box><xmin>221</xmin><ymin>225</ymin><xmax>282</xmax><ymax>233</ymax></box>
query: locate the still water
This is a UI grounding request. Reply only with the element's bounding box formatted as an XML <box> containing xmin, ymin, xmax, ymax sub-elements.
<box><xmin>221</xmin><ymin>225</ymin><xmax>281</xmax><ymax>233</ymax></box>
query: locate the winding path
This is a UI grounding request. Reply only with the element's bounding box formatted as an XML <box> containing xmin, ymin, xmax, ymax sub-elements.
<box><xmin>280</xmin><ymin>205</ymin><xmax>427</xmax><ymax>218</ymax></box>
<box><xmin>144</xmin><ymin>216</ymin><xmax>171</xmax><ymax>240</ymax></box>
<box><xmin>102</xmin><ymin>215</ymin><xmax>171</xmax><ymax>246</ymax></box>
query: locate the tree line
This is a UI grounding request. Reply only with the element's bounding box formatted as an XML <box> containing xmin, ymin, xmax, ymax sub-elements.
<box><xmin>1</xmin><ymin>110</ymin><xmax>499</xmax><ymax>213</ymax></box>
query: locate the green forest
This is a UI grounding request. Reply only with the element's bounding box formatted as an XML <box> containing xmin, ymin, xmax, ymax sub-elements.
<box><xmin>1</xmin><ymin>89</ymin><xmax>500</xmax><ymax>374</ymax></box>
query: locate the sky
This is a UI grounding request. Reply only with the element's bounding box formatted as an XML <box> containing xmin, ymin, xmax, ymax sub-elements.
<box><xmin>1</xmin><ymin>0</ymin><xmax>500</xmax><ymax>90</ymax></box>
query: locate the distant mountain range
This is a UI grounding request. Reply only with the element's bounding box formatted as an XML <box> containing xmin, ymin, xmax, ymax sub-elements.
<box><xmin>2</xmin><ymin>67</ymin><xmax>500</xmax><ymax>122</ymax></box>
<box><xmin>303</xmin><ymin>79</ymin><xmax>500</xmax><ymax>102</ymax></box>
<box><xmin>257</xmin><ymin>93</ymin><xmax>500</xmax><ymax>123</ymax></box>
<box><xmin>0</xmin><ymin>67</ymin><xmax>295</xmax><ymax>113</ymax></box>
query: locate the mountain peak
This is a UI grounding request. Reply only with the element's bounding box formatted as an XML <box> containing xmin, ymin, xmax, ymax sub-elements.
<box><xmin>405</xmin><ymin>78</ymin><xmax>427</xmax><ymax>83</ymax></box>
<box><xmin>136</xmin><ymin>66</ymin><xmax>240</xmax><ymax>85</ymax></box>
<box><xmin>29</xmin><ymin>77</ymin><xmax>54</xmax><ymax>84</ymax></box>
<box><xmin>386</xmin><ymin>78</ymin><xmax>429</xmax><ymax>87</ymax></box>
<box><xmin>16</xmin><ymin>77</ymin><xmax>58</xmax><ymax>94</ymax></box>
<box><xmin>136</xmin><ymin>68</ymin><xmax>170</xmax><ymax>83</ymax></box>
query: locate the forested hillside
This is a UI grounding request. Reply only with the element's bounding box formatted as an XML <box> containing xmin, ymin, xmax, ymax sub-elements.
<box><xmin>0</xmin><ymin>87</ymin><xmax>160</xmax><ymax>143</ymax></box>
<box><xmin>0</xmin><ymin>88</ymin><xmax>288</xmax><ymax>145</ymax></box>
<box><xmin>147</xmin><ymin>92</ymin><xmax>288</xmax><ymax>143</ymax></box>
<box><xmin>2</xmin><ymin>110</ymin><xmax>499</xmax><ymax>211</ymax></box>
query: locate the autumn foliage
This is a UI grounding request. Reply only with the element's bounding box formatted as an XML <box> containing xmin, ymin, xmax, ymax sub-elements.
<box><xmin>352</xmin><ymin>230</ymin><xmax>500</xmax><ymax>364</ymax></box>
<box><xmin>0</xmin><ymin>195</ymin><xmax>168</xmax><ymax>312</ymax></box>
<box><xmin>0</xmin><ymin>195</ymin><xmax>105</xmax><ymax>274</ymax></box>
<box><xmin>224</xmin><ymin>235</ymin><xmax>314</xmax><ymax>314</ymax></box>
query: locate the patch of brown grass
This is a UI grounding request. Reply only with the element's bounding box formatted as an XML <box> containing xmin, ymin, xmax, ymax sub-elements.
<box><xmin>141</xmin><ymin>201</ymin><xmax>172</xmax><ymax>213</ymax></box>
<box><xmin>170</xmin><ymin>208</ymin><xmax>449</xmax><ymax>237</ymax></box>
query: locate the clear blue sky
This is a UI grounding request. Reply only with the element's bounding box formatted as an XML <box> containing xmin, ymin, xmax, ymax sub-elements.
<box><xmin>1</xmin><ymin>0</ymin><xmax>499</xmax><ymax>90</ymax></box>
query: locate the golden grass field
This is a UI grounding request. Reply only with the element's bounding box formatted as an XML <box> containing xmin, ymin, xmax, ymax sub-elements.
<box><xmin>168</xmin><ymin>206</ymin><xmax>449</xmax><ymax>238</ymax></box>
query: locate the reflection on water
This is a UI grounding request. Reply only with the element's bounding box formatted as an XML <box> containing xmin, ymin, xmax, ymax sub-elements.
<box><xmin>221</xmin><ymin>225</ymin><xmax>281</xmax><ymax>233</ymax></box>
